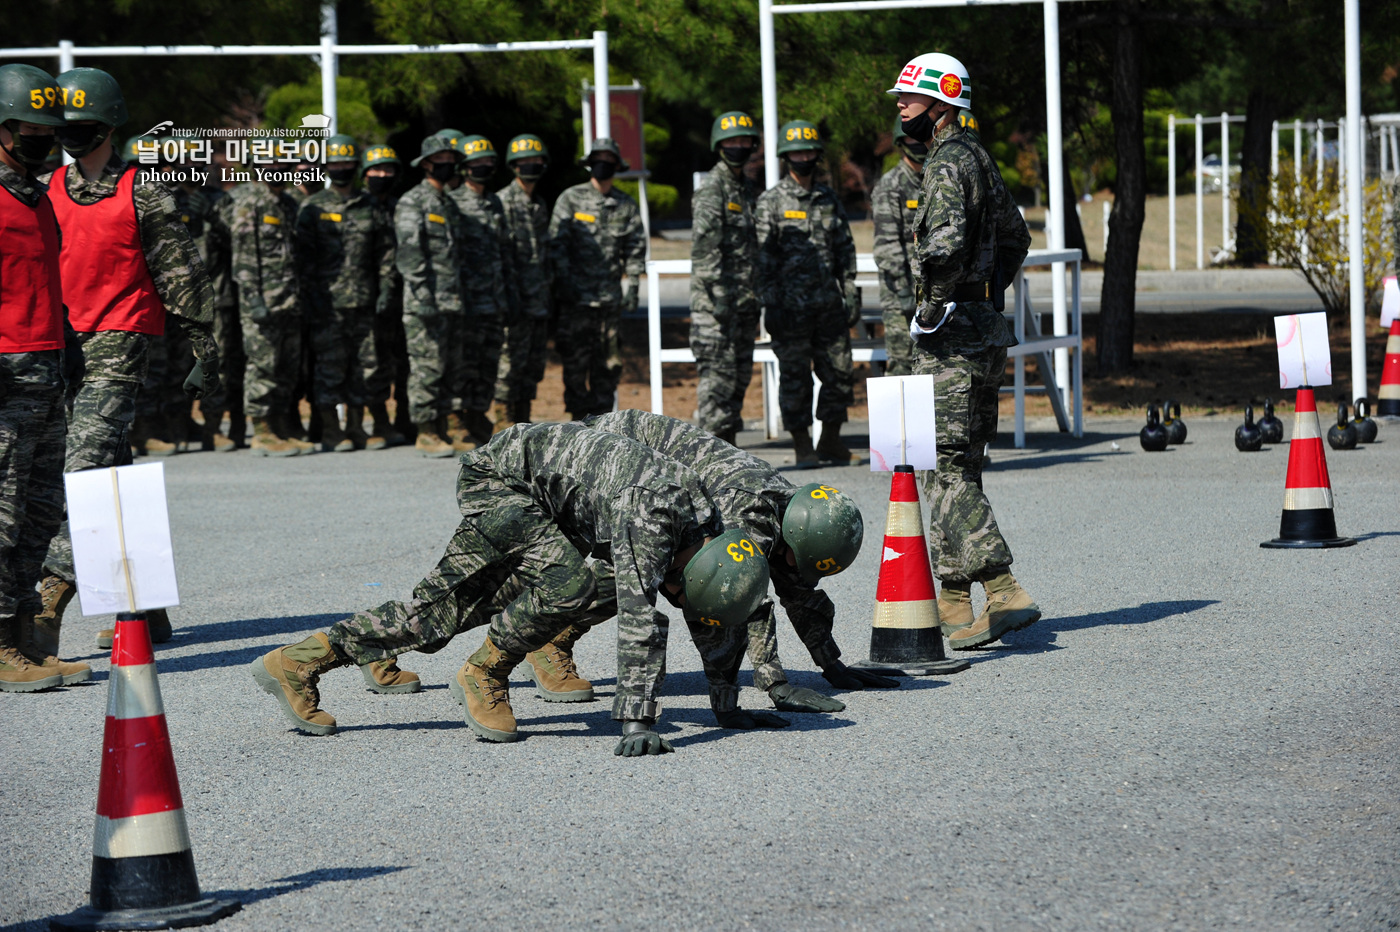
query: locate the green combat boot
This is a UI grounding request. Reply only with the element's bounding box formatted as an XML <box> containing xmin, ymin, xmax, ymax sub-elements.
<box><xmin>790</xmin><ymin>429</ymin><xmax>820</xmax><ymax>468</ymax></box>
<box><xmin>451</xmin><ymin>637</ymin><xmax>524</xmax><ymax>742</ymax></box>
<box><xmin>318</xmin><ymin>406</ymin><xmax>354</xmax><ymax>453</ymax></box>
<box><xmin>949</xmin><ymin>571</ymin><xmax>1042</xmax><ymax>650</ymax></box>
<box><xmin>0</xmin><ymin>618</ymin><xmax>63</xmax><ymax>693</ymax></box>
<box><xmin>366</xmin><ymin>403</ymin><xmax>405</xmax><ymax>450</ymax></box>
<box><xmin>524</xmin><ymin>626</ymin><xmax>594</xmax><ymax>702</ymax></box>
<box><xmin>816</xmin><ymin>420</ymin><xmax>863</xmax><ymax>466</ymax></box>
<box><xmin>17</xmin><ymin>615</ymin><xmax>91</xmax><ymax>685</ymax></box>
<box><xmin>360</xmin><ymin>659</ymin><xmax>422</xmax><ymax>694</ymax></box>
<box><xmin>937</xmin><ymin>580</ymin><xmax>975</xmax><ymax>637</ymax></box>
<box><xmin>250</xmin><ymin>632</ymin><xmax>346</xmax><ymax>735</ymax></box>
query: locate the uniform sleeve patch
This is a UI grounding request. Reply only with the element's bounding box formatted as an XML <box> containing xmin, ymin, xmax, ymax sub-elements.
<box><xmin>783</xmin><ymin>210</ymin><xmax>807</xmax><ymax>220</ymax></box>
<box><xmin>905</xmin><ymin>199</ymin><xmax>920</xmax><ymax>209</ymax></box>
<box><xmin>262</xmin><ymin>214</ymin><xmax>281</xmax><ymax>225</ymax></box>
<box><xmin>426</xmin><ymin>213</ymin><xmax>447</xmax><ymax>224</ymax></box>
<box><xmin>574</xmin><ymin>211</ymin><xmax>597</xmax><ymax>223</ymax></box>
<box><xmin>320</xmin><ymin>212</ymin><xmax>342</xmax><ymax>222</ymax></box>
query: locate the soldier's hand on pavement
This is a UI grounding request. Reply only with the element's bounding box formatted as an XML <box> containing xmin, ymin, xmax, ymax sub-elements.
<box><xmin>821</xmin><ymin>659</ymin><xmax>900</xmax><ymax>690</ymax></box>
<box><xmin>183</xmin><ymin>359</ymin><xmax>221</xmax><ymax>400</ymax></box>
<box><xmin>614</xmin><ymin>721</ymin><xmax>674</xmax><ymax>756</ymax></box>
<box><xmin>768</xmin><ymin>683</ymin><xmax>845</xmax><ymax>713</ymax></box>
<box><xmin>715</xmin><ymin>708</ymin><xmax>791</xmax><ymax>730</ymax></box>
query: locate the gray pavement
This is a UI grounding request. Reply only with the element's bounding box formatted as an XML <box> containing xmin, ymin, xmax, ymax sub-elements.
<box><xmin>3</xmin><ymin>415</ymin><xmax>1397</xmax><ymax>930</ymax></box>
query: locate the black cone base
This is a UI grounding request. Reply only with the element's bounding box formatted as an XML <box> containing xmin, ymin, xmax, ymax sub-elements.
<box><xmin>851</xmin><ymin>625</ymin><xmax>970</xmax><ymax>676</ymax></box>
<box><xmin>1375</xmin><ymin>399</ymin><xmax>1400</xmax><ymax>418</ymax></box>
<box><xmin>52</xmin><ymin>852</ymin><xmax>240</xmax><ymax>931</ymax></box>
<box><xmin>50</xmin><ymin>898</ymin><xmax>241</xmax><ymax>931</ymax></box>
<box><xmin>1261</xmin><ymin>507</ymin><xmax>1357</xmax><ymax>549</ymax></box>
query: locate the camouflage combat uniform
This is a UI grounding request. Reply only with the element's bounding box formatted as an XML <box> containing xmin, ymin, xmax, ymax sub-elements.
<box><xmin>365</xmin><ymin>190</ymin><xmax>405</xmax><ymax>414</ymax></box>
<box><xmin>296</xmin><ymin>185</ymin><xmax>394</xmax><ymax>409</ymax></box>
<box><xmin>43</xmin><ymin>153</ymin><xmax>218</xmax><ymax>583</ymax></box>
<box><xmin>495</xmin><ymin>179</ymin><xmax>552</xmax><ymax>407</ymax></box>
<box><xmin>328</xmin><ymin>422</ymin><xmax>720</xmax><ymax>721</ymax></box>
<box><xmin>689</xmin><ymin>163</ymin><xmax>760</xmax><ymax>435</ymax></box>
<box><xmin>755</xmin><ymin>175</ymin><xmax>858</xmax><ymax>431</ymax></box>
<box><xmin>548</xmin><ymin>182</ymin><xmax>645</xmax><ymax>417</ymax></box>
<box><xmin>201</xmin><ymin>186</ymin><xmax>244</xmax><ymax>436</ymax></box>
<box><xmin>208</xmin><ymin>181</ymin><xmax>301</xmax><ymax>422</ymax></box>
<box><xmin>450</xmin><ymin>184</ymin><xmax>513</xmax><ymax>416</ymax></box>
<box><xmin>871</xmin><ymin>160</ymin><xmax>922</xmax><ymax>376</ymax></box>
<box><xmin>911</xmin><ymin>119</ymin><xmax>1030</xmax><ymax>582</ymax></box>
<box><xmin>394</xmin><ymin>179</ymin><xmax>465</xmax><ymax>424</ymax></box>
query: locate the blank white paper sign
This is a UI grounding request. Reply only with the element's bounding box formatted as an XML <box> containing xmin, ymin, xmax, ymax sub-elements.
<box><xmin>867</xmin><ymin>374</ymin><xmax>937</xmax><ymax>471</ymax></box>
<box><xmin>1274</xmin><ymin>312</ymin><xmax>1332</xmax><ymax>389</ymax></box>
<box><xmin>65</xmin><ymin>463</ymin><xmax>179</xmax><ymax>616</ymax></box>
<box><xmin>1383</xmin><ymin>277</ymin><xmax>1398</xmax><ymax>328</ymax></box>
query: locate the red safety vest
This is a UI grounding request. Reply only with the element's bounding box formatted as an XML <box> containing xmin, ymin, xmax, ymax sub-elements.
<box><xmin>49</xmin><ymin>164</ymin><xmax>165</xmax><ymax>335</ymax></box>
<box><xmin>0</xmin><ymin>182</ymin><xmax>64</xmax><ymax>353</ymax></box>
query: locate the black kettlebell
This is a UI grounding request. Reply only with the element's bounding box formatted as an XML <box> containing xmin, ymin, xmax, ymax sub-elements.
<box><xmin>1140</xmin><ymin>404</ymin><xmax>1168</xmax><ymax>451</ymax></box>
<box><xmin>1235</xmin><ymin>405</ymin><xmax>1263</xmax><ymax>452</ymax></box>
<box><xmin>1258</xmin><ymin>398</ymin><xmax>1284</xmax><ymax>444</ymax></box>
<box><xmin>1163</xmin><ymin>399</ymin><xmax>1187</xmax><ymax>445</ymax></box>
<box><xmin>1327</xmin><ymin>402</ymin><xmax>1358</xmax><ymax>450</ymax></box>
<box><xmin>1352</xmin><ymin>398</ymin><xmax>1378</xmax><ymax>444</ymax></box>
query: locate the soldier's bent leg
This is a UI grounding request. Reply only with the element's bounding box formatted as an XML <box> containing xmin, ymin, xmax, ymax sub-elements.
<box><xmin>882</xmin><ymin>305</ymin><xmax>916</xmax><ymax>377</ymax></box>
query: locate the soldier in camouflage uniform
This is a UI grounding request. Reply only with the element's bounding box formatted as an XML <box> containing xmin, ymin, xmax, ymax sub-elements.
<box><xmin>690</xmin><ymin>112</ymin><xmax>762</xmax><ymax>444</ymax></box>
<box><xmin>0</xmin><ymin>64</ymin><xmax>92</xmax><ymax>690</ymax></box>
<box><xmin>872</xmin><ymin>117</ymin><xmax>928</xmax><ymax>377</ymax></box>
<box><xmin>548</xmin><ymin>138</ymin><xmax>646</xmax><ymax>419</ymax></box>
<box><xmin>755</xmin><ymin>120</ymin><xmax>861</xmax><ymax>466</ymax></box>
<box><xmin>201</xmin><ymin>156</ymin><xmax>244</xmax><ymax>447</ymax></box>
<box><xmin>296</xmin><ymin>134</ymin><xmax>395</xmax><ymax>452</ymax></box>
<box><xmin>890</xmin><ymin>52</ymin><xmax>1040</xmax><ymax>649</ymax></box>
<box><xmin>394</xmin><ymin>135</ymin><xmax>465</xmax><ymax>457</ymax></box>
<box><xmin>449</xmin><ymin>134</ymin><xmax>514</xmax><ymax>447</ymax></box>
<box><xmin>35</xmin><ymin>68</ymin><xmax>220</xmax><ymax>652</ymax></box>
<box><xmin>251</xmin><ymin>422</ymin><xmax>770</xmax><ymax>756</ymax></box>
<box><xmin>495</xmin><ymin>133</ymin><xmax>553</xmax><ymax>425</ymax></box>
<box><xmin>359</xmin><ymin>143</ymin><xmax>408</xmax><ymax>446</ymax></box>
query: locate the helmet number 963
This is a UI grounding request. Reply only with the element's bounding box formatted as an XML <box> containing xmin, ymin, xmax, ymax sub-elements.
<box><xmin>727</xmin><ymin>538</ymin><xmax>756</xmax><ymax>562</ymax></box>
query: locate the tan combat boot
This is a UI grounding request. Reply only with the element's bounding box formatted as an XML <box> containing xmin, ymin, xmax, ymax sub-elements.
<box><xmin>816</xmin><ymin>420</ymin><xmax>862</xmax><ymax>465</ymax></box>
<box><xmin>360</xmin><ymin>658</ymin><xmax>422</xmax><ymax>694</ymax></box>
<box><xmin>250</xmin><ymin>417</ymin><xmax>301</xmax><ymax>457</ymax></box>
<box><xmin>365</xmin><ymin>403</ymin><xmax>405</xmax><ymax>450</ymax></box>
<box><xmin>490</xmin><ymin>400</ymin><xmax>514</xmax><ymax>435</ymax></box>
<box><xmin>937</xmin><ymin>580</ymin><xmax>975</xmax><ymax>637</ymax></box>
<box><xmin>17</xmin><ymin>614</ymin><xmax>91</xmax><ymax>685</ymax></box>
<box><xmin>199</xmin><ymin>410</ymin><xmax>236</xmax><ymax>453</ymax></box>
<box><xmin>318</xmin><ymin>406</ymin><xmax>354</xmax><ymax>453</ymax></box>
<box><xmin>277</xmin><ymin>412</ymin><xmax>316</xmax><ymax>454</ymax></box>
<box><xmin>344</xmin><ymin>407</ymin><xmax>370</xmax><ymax>450</ymax></box>
<box><xmin>131</xmin><ymin>416</ymin><xmax>178</xmax><ymax>457</ymax></box>
<box><xmin>250</xmin><ymin>632</ymin><xmax>346</xmax><ymax>735</ymax></box>
<box><xmin>444</xmin><ymin>411</ymin><xmax>470</xmax><ymax>445</ymax></box>
<box><xmin>524</xmin><ymin>625</ymin><xmax>595</xmax><ymax>702</ymax></box>
<box><xmin>451</xmin><ymin>637</ymin><xmax>524</xmax><ymax>742</ymax></box>
<box><xmin>31</xmin><ymin>575</ymin><xmax>74</xmax><ymax>657</ymax></box>
<box><xmin>0</xmin><ymin>618</ymin><xmax>63</xmax><ymax>692</ymax></box>
<box><xmin>414</xmin><ymin>421</ymin><xmax>455</xmax><ymax>458</ymax></box>
<box><xmin>949</xmin><ymin>571</ymin><xmax>1042</xmax><ymax>650</ymax></box>
<box><xmin>791</xmin><ymin>428</ymin><xmax>820</xmax><ymax>468</ymax></box>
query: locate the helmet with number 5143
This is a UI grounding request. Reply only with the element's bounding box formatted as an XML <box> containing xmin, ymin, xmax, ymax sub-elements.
<box><xmin>886</xmin><ymin>53</ymin><xmax>972</xmax><ymax>109</ymax></box>
<box><xmin>683</xmin><ymin>528</ymin><xmax>771</xmax><ymax>628</ymax></box>
<box><xmin>782</xmin><ymin>482</ymin><xmax>864</xmax><ymax>584</ymax></box>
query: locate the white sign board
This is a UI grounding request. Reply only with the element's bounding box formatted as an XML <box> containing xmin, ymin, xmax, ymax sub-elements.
<box><xmin>1273</xmin><ymin>312</ymin><xmax>1332</xmax><ymax>389</ymax></box>
<box><xmin>867</xmin><ymin>374</ymin><xmax>937</xmax><ymax>471</ymax></box>
<box><xmin>1383</xmin><ymin>276</ymin><xmax>1398</xmax><ymax>328</ymax></box>
<box><xmin>64</xmin><ymin>463</ymin><xmax>179</xmax><ymax>616</ymax></box>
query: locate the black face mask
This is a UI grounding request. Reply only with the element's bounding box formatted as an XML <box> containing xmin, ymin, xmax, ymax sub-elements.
<box><xmin>719</xmin><ymin>144</ymin><xmax>754</xmax><ymax>167</ymax></box>
<box><xmin>899</xmin><ymin>140</ymin><xmax>930</xmax><ymax>163</ymax></box>
<box><xmin>590</xmin><ymin>160</ymin><xmax>617</xmax><ymax>181</ymax></box>
<box><xmin>465</xmin><ymin>161</ymin><xmax>495</xmax><ymax>182</ymax></box>
<box><xmin>427</xmin><ymin>161</ymin><xmax>457</xmax><ymax>183</ymax></box>
<box><xmin>57</xmin><ymin>123</ymin><xmax>109</xmax><ymax>158</ymax></box>
<box><xmin>366</xmin><ymin>175</ymin><xmax>395</xmax><ymax>196</ymax></box>
<box><xmin>513</xmin><ymin>164</ymin><xmax>546</xmax><ymax>182</ymax></box>
<box><xmin>4</xmin><ymin>131</ymin><xmax>55</xmax><ymax>170</ymax></box>
<box><xmin>900</xmin><ymin>108</ymin><xmax>937</xmax><ymax>143</ymax></box>
<box><xmin>788</xmin><ymin>158</ymin><xmax>816</xmax><ymax>178</ymax></box>
<box><xmin>326</xmin><ymin>166</ymin><xmax>357</xmax><ymax>186</ymax></box>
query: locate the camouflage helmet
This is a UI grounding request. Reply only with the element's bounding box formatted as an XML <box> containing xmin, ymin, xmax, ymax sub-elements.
<box><xmin>410</xmin><ymin>133</ymin><xmax>461</xmax><ymax>167</ymax></box>
<box><xmin>781</xmin><ymin>483</ymin><xmax>864</xmax><ymax>584</ymax></box>
<box><xmin>324</xmin><ymin>133</ymin><xmax>358</xmax><ymax>164</ymax></box>
<box><xmin>710</xmin><ymin>111</ymin><xmax>759</xmax><ymax>149</ymax></box>
<box><xmin>683</xmin><ymin>528</ymin><xmax>770</xmax><ymax>628</ymax></box>
<box><xmin>0</xmin><ymin>64</ymin><xmax>67</xmax><ymax>127</ymax></box>
<box><xmin>505</xmin><ymin>133</ymin><xmax>549</xmax><ymax>164</ymax></box>
<box><xmin>123</xmin><ymin>134</ymin><xmax>158</xmax><ymax>163</ymax></box>
<box><xmin>360</xmin><ymin>143</ymin><xmax>401</xmax><ymax>172</ymax></box>
<box><xmin>55</xmin><ymin>67</ymin><xmax>127</xmax><ymax>126</ymax></box>
<box><xmin>578</xmin><ymin>136</ymin><xmax>629</xmax><ymax>172</ymax></box>
<box><xmin>455</xmin><ymin>134</ymin><xmax>496</xmax><ymax>162</ymax></box>
<box><xmin>776</xmin><ymin>120</ymin><xmax>822</xmax><ymax>156</ymax></box>
<box><xmin>957</xmin><ymin>110</ymin><xmax>980</xmax><ymax>140</ymax></box>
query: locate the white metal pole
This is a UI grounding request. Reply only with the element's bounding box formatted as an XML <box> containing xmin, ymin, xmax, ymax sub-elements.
<box><xmin>1044</xmin><ymin>0</ymin><xmax>1068</xmax><ymax>406</ymax></box>
<box><xmin>1345</xmin><ymin>0</ymin><xmax>1366</xmax><ymax>399</ymax></box>
<box><xmin>1102</xmin><ymin>198</ymin><xmax>1109</xmax><ymax>254</ymax></box>
<box><xmin>648</xmin><ymin>263</ymin><xmax>664</xmax><ymax>414</ymax></box>
<box><xmin>1294</xmin><ymin>118</ymin><xmax>1302</xmax><ymax>175</ymax></box>
<box><xmin>581</xmin><ymin>93</ymin><xmax>592</xmax><ymax>152</ymax></box>
<box><xmin>58</xmin><ymin>40</ymin><xmax>75</xmax><ymax>166</ymax></box>
<box><xmin>1168</xmin><ymin>114</ymin><xmax>1176</xmax><ymax>271</ymax></box>
<box><xmin>1316</xmin><ymin>119</ymin><xmax>1323</xmax><ymax>189</ymax></box>
<box><xmin>1381</xmin><ymin>123</ymin><xmax>1389</xmax><ymax>175</ymax></box>
<box><xmin>1195</xmin><ymin>113</ymin><xmax>1204</xmax><ymax>269</ymax></box>
<box><xmin>320</xmin><ymin>3</ymin><xmax>338</xmax><ymax>137</ymax></box>
<box><xmin>1220</xmin><ymin>112</ymin><xmax>1229</xmax><ymax>255</ymax></box>
<box><xmin>760</xmin><ymin>0</ymin><xmax>780</xmax><ymax>189</ymax></box>
<box><xmin>1269</xmin><ymin>120</ymin><xmax>1279</xmax><ymax>266</ymax></box>
<box><xmin>592</xmin><ymin>31</ymin><xmax>610</xmax><ymax>142</ymax></box>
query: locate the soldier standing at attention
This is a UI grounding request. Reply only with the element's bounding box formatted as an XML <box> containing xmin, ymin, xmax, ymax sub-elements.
<box><xmin>201</xmin><ymin>150</ymin><xmax>245</xmax><ymax>447</ymax></box>
<box><xmin>495</xmin><ymin>134</ymin><xmax>553</xmax><ymax>426</ymax></box>
<box><xmin>689</xmin><ymin>111</ymin><xmax>761</xmax><ymax>446</ymax></box>
<box><xmin>548</xmin><ymin>138</ymin><xmax>645</xmax><ymax>419</ymax></box>
<box><xmin>0</xmin><ymin>64</ymin><xmax>91</xmax><ymax>690</ymax></box>
<box><xmin>358</xmin><ymin>143</ymin><xmax>408</xmax><ymax>447</ymax></box>
<box><xmin>755</xmin><ymin>120</ymin><xmax>861</xmax><ymax>467</ymax></box>
<box><xmin>889</xmin><ymin>53</ymin><xmax>1040</xmax><ymax>648</ymax></box>
<box><xmin>872</xmin><ymin>116</ymin><xmax>928</xmax><ymax>377</ymax></box>
<box><xmin>449</xmin><ymin>135</ymin><xmax>514</xmax><ymax>447</ymax></box>
<box><xmin>297</xmin><ymin>134</ymin><xmax>396</xmax><ymax>452</ymax></box>
<box><xmin>395</xmin><ymin>134</ymin><xmax>465</xmax><ymax>457</ymax></box>
<box><xmin>34</xmin><ymin>68</ymin><xmax>220</xmax><ymax>651</ymax></box>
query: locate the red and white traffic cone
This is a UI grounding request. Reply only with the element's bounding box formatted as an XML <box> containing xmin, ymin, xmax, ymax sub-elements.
<box><xmin>850</xmin><ymin>466</ymin><xmax>969</xmax><ymax>676</ymax></box>
<box><xmin>1376</xmin><ymin>319</ymin><xmax>1400</xmax><ymax>419</ymax></box>
<box><xmin>1260</xmin><ymin>387</ymin><xmax>1356</xmax><ymax>550</ymax></box>
<box><xmin>52</xmin><ymin>613</ymin><xmax>240</xmax><ymax>932</ymax></box>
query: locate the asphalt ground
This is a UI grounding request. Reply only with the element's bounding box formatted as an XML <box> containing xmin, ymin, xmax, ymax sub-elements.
<box><xmin>3</xmin><ymin>415</ymin><xmax>1397</xmax><ymax>931</ymax></box>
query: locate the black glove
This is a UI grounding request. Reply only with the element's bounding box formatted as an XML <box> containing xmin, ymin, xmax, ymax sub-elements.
<box><xmin>768</xmin><ymin>683</ymin><xmax>845</xmax><ymax>713</ymax></box>
<box><xmin>821</xmin><ymin>659</ymin><xmax>901</xmax><ymax>690</ymax></box>
<box><xmin>182</xmin><ymin>358</ymin><xmax>221</xmax><ymax>400</ymax></box>
<box><xmin>614</xmin><ymin>720</ymin><xmax>674</xmax><ymax>756</ymax></box>
<box><xmin>61</xmin><ymin>336</ymin><xmax>85</xmax><ymax>387</ymax></box>
<box><xmin>715</xmin><ymin>708</ymin><xmax>791</xmax><ymax>730</ymax></box>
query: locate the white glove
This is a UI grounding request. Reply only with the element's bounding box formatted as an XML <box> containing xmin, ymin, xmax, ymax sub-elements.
<box><xmin>910</xmin><ymin>301</ymin><xmax>957</xmax><ymax>337</ymax></box>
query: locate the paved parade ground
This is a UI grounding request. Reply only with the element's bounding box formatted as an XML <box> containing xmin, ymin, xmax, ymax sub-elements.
<box><xmin>3</xmin><ymin>415</ymin><xmax>1397</xmax><ymax>931</ymax></box>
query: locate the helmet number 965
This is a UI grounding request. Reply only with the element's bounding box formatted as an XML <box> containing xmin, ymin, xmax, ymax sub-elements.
<box><xmin>727</xmin><ymin>538</ymin><xmax>756</xmax><ymax>562</ymax></box>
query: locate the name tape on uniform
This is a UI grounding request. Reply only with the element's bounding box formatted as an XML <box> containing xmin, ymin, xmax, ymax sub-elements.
<box><xmin>320</xmin><ymin>212</ymin><xmax>342</xmax><ymax>222</ymax></box>
<box><xmin>905</xmin><ymin>199</ymin><xmax>919</xmax><ymax>209</ymax></box>
<box><xmin>726</xmin><ymin>201</ymin><xmax>742</xmax><ymax>212</ymax></box>
<box><xmin>574</xmin><ymin>211</ymin><xmax>597</xmax><ymax>223</ymax></box>
<box><xmin>783</xmin><ymin>210</ymin><xmax>806</xmax><ymax>220</ymax></box>
<box><xmin>262</xmin><ymin>214</ymin><xmax>281</xmax><ymax>225</ymax></box>
<box><xmin>427</xmin><ymin>213</ymin><xmax>447</xmax><ymax>224</ymax></box>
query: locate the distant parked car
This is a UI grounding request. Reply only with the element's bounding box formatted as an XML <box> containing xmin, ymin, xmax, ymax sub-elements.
<box><xmin>1198</xmin><ymin>154</ymin><xmax>1239</xmax><ymax>192</ymax></box>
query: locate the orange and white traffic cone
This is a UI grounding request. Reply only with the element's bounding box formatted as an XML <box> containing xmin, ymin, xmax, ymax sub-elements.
<box><xmin>850</xmin><ymin>465</ymin><xmax>969</xmax><ymax>676</ymax></box>
<box><xmin>52</xmin><ymin>613</ymin><xmax>240</xmax><ymax>932</ymax></box>
<box><xmin>1261</xmin><ymin>387</ymin><xmax>1356</xmax><ymax>550</ymax></box>
<box><xmin>1376</xmin><ymin>319</ymin><xmax>1400</xmax><ymax>419</ymax></box>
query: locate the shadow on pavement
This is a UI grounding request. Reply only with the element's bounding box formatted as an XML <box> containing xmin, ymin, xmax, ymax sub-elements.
<box><xmin>174</xmin><ymin>613</ymin><xmax>346</xmax><ymax>647</ymax></box>
<box><xmin>207</xmin><ymin>865</ymin><xmax>410</xmax><ymax>907</ymax></box>
<box><xmin>973</xmin><ymin>598</ymin><xmax>1221</xmax><ymax>657</ymax></box>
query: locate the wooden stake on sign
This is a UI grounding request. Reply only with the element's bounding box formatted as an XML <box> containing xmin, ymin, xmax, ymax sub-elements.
<box><xmin>109</xmin><ymin>467</ymin><xmax>137</xmax><ymax>613</ymax></box>
<box><xmin>1296</xmin><ymin>316</ymin><xmax>1310</xmax><ymax>386</ymax></box>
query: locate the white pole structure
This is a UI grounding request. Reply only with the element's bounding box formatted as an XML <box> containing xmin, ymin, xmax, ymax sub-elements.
<box><xmin>320</xmin><ymin>3</ymin><xmax>338</xmax><ymax>136</ymax></box>
<box><xmin>1168</xmin><ymin>113</ymin><xmax>1176</xmax><ymax>271</ymax></box>
<box><xmin>1220</xmin><ymin>112</ymin><xmax>1229</xmax><ymax>256</ymax></box>
<box><xmin>1344</xmin><ymin>0</ymin><xmax>1365</xmax><ymax>400</ymax></box>
<box><xmin>1316</xmin><ymin>118</ymin><xmax>1324</xmax><ymax>189</ymax></box>
<box><xmin>1269</xmin><ymin>119</ymin><xmax>1279</xmax><ymax>266</ymax></box>
<box><xmin>1195</xmin><ymin>113</ymin><xmax>1204</xmax><ymax>269</ymax></box>
<box><xmin>1102</xmin><ymin>198</ymin><xmax>1109</xmax><ymax>254</ymax></box>
<box><xmin>592</xmin><ymin>30</ymin><xmax>610</xmax><ymax>142</ymax></box>
<box><xmin>759</xmin><ymin>0</ymin><xmax>780</xmax><ymax>188</ymax></box>
<box><xmin>58</xmin><ymin>40</ymin><xmax>75</xmax><ymax>166</ymax></box>
<box><xmin>1043</xmin><ymin>0</ymin><xmax>1068</xmax><ymax>407</ymax></box>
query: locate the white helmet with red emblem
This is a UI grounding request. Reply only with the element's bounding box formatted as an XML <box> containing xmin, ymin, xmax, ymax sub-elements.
<box><xmin>886</xmin><ymin>53</ymin><xmax>971</xmax><ymax>109</ymax></box>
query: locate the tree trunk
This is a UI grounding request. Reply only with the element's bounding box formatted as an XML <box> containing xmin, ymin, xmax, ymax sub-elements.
<box><xmin>1235</xmin><ymin>88</ymin><xmax>1279</xmax><ymax>266</ymax></box>
<box><xmin>1096</xmin><ymin>0</ymin><xmax>1145</xmax><ymax>375</ymax></box>
<box><xmin>1061</xmin><ymin>161</ymin><xmax>1091</xmax><ymax>262</ymax></box>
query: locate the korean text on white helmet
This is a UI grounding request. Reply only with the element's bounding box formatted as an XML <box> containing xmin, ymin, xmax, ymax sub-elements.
<box><xmin>886</xmin><ymin>53</ymin><xmax>971</xmax><ymax>109</ymax></box>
